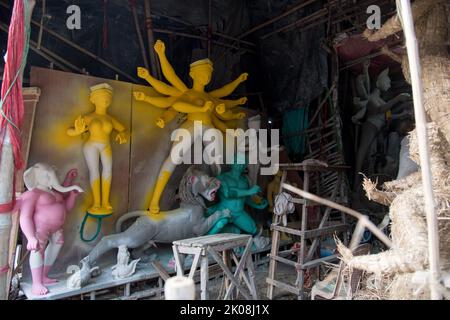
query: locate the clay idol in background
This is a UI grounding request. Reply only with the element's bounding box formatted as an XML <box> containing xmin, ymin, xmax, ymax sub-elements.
<box><xmin>352</xmin><ymin>63</ymin><xmax>411</xmax><ymax>194</ymax></box>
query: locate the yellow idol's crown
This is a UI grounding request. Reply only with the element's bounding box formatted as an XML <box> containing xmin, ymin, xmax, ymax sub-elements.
<box><xmin>190</xmin><ymin>58</ymin><xmax>213</xmax><ymax>69</ymax></box>
<box><xmin>90</xmin><ymin>83</ymin><xmax>113</xmax><ymax>94</ymax></box>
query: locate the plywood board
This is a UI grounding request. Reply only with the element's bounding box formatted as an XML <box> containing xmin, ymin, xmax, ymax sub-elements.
<box><xmin>29</xmin><ymin>67</ymin><xmax>132</xmax><ymax>273</ymax></box>
<box><xmin>128</xmin><ymin>83</ymin><xmax>187</xmax><ymax>211</ymax></box>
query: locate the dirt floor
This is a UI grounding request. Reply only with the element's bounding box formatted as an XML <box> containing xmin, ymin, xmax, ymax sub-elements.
<box><xmin>207</xmin><ymin>262</ymin><xmax>309</xmax><ymax>300</ymax></box>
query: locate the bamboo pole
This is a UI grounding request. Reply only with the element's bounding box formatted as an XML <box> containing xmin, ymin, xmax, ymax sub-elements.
<box><xmin>260</xmin><ymin>8</ymin><xmax>328</xmax><ymax>40</ymax></box>
<box><xmin>334</xmin><ymin>2</ymin><xmax>363</xmax><ymax>33</ymax></box>
<box><xmin>145</xmin><ymin>9</ymin><xmax>256</xmax><ymax>47</ymax></box>
<box><xmin>307</xmin><ymin>84</ymin><xmax>335</xmax><ymax>127</ymax></box>
<box><xmin>144</xmin><ymin>0</ymin><xmax>161</xmax><ymax>79</ymax></box>
<box><xmin>212</xmin><ymin>32</ymin><xmax>255</xmax><ymax>47</ymax></box>
<box><xmin>35</xmin><ymin>0</ymin><xmax>45</xmax><ymax>49</ymax></box>
<box><xmin>0</xmin><ymin>133</ymin><xmax>14</xmax><ymax>300</ymax></box>
<box><xmin>339</xmin><ymin>37</ymin><xmax>402</xmax><ymax>71</ymax></box>
<box><xmin>152</xmin><ymin>28</ymin><xmax>256</xmax><ymax>53</ymax></box>
<box><xmin>130</xmin><ymin>0</ymin><xmax>149</xmax><ymax>71</ymax></box>
<box><xmin>207</xmin><ymin>0</ymin><xmax>212</xmax><ymax>58</ymax></box>
<box><xmin>152</xmin><ymin>11</ymin><xmax>195</xmax><ymax>27</ymax></box>
<box><xmin>397</xmin><ymin>0</ymin><xmax>441</xmax><ymax>300</ymax></box>
<box><xmin>238</xmin><ymin>0</ymin><xmax>319</xmax><ymax>39</ymax></box>
<box><xmin>282</xmin><ymin>183</ymin><xmax>393</xmax><ymax>248</ymax></box>
<box><xmin>0</xmin><ymin>22</ymin><xmax>82</xmax><ymax>73</ymax></box>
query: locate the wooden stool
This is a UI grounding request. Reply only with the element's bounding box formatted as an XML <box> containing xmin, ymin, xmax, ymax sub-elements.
<box><xmin>172</xmin><ymin>233</ymin><xmax>258</xmax><ymax>300</ymax></box>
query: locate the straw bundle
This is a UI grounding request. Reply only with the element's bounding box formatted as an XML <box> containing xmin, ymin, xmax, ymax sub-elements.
<box><xmin>338</xmin><ymin>123</ymin><xmax>450</xmax><ymax>299</ymax></box>
<box><xmin>344</xmin><ymin>0</ymin><xmax>450</xmax><ymax>299</ymax></box>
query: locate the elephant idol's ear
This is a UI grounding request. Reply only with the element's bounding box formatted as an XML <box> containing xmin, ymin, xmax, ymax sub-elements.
<box><xmin>23</xmin><ymin>166</ymin><xmax>37</xmax><ymax>191</ymax></box>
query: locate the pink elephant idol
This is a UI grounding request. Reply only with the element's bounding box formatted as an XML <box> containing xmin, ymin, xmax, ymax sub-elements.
<box><xmin>17</xmin><ymin>163</ymin><xmax>83</xmax><ymax>295</ymax></box>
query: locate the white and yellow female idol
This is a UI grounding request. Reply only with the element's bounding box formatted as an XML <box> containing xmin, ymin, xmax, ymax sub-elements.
<box><xmin>67</xmin><ymin>83</ymin><xmax>127</xmax><ymax>215</ymax></box>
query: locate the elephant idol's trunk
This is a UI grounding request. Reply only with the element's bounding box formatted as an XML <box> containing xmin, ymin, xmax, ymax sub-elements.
<box><xmin>52</xmin><ymin>183</ymin><xmax>83</xmax><ymax>194</ymax></box>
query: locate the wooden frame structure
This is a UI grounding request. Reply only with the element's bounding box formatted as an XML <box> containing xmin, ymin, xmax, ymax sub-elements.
<box><xmin>173</xmin><ymin>233</ymin><xmax>258</xmax><ymax>300</ymax></box>
<box><xmin>266</xmin><ymin>163</ymin><xmax>350</xmax><ymax>300</ymax></box>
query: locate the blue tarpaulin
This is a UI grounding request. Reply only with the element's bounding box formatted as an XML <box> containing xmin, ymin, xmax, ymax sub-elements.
<box><xmin>282</xmin><ymin>106</ymin><xmax>309</xmax><ymax>155</ymax></box>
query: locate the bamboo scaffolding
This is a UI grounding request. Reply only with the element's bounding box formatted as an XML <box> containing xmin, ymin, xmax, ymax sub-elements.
<box><xmin>239</xmin><ymin>0</ymin><xmax>320</xmax><ymax>39</ymax></box>
<box><xmin>0</xmin><ymin>1</ymin><xmax>138</xmax><ymax>82</ymax></box>
<box><xmin>282</xmin><ymin>183</ymin><xmax>393</xmax><ymax>248</ymax></box>
<box><xmin>0</xmin><ymin>22</ymin><xmax>84</xmax><ymax>73</ymax></box>
<box><xmin>261</xmin><ymin>0</ymin><xmax>391</xmax><ymax>39</ymax></box>
<box><xmin>212</xmin><ymin>32</ymin><xmax>255</xmax><ymax>47</ymax></box>
<box><xmin>296</xmin><ymin>7</ymin><xmax>396</xmax><ymax>40</ymax></box>
<box><xmin>261</xmin><ymin>8</ymin><xmax>328</xmax><ymax>40</ymax></box>
<box><xmin>152</xmin><ymin>28</ymin><xmax>256</xmax><ymax>53</ymax></box>
<box><xmin>146</xmin><ymin>9</ymin><xmax>256</xmax><ymax>48</ymax></box>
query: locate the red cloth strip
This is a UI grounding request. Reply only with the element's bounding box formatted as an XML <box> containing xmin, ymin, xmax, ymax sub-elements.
<box><xmin>0</xmin><ymin>0</ymin><xmax>26</xmax><ymax>170</ymax></box>
<box><xmin>0</xmin><ymin>264</ymin><xmax>9</xmax><ymax>276</ymax></box>
<box><xmin>0</xmin><ymin>202</ymin><xmax>14</xmax><ymax>213</ymax></box>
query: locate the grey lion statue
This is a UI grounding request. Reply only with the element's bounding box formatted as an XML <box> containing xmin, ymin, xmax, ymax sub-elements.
<box><xmin>76</xmin><ymin>166</ymin><xmax>230</xmax><ymax>287</ymax></box>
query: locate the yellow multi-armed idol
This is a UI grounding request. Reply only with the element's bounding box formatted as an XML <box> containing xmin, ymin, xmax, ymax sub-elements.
<box><xmin>67</xmin><ymin>83</ymin><xmax>127</xmax><ymax>216</ymax></box>
<box><xmin>134</xmin><ymin>39</ymin><xmax>248</xmax><ymax>214</ymax></box>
